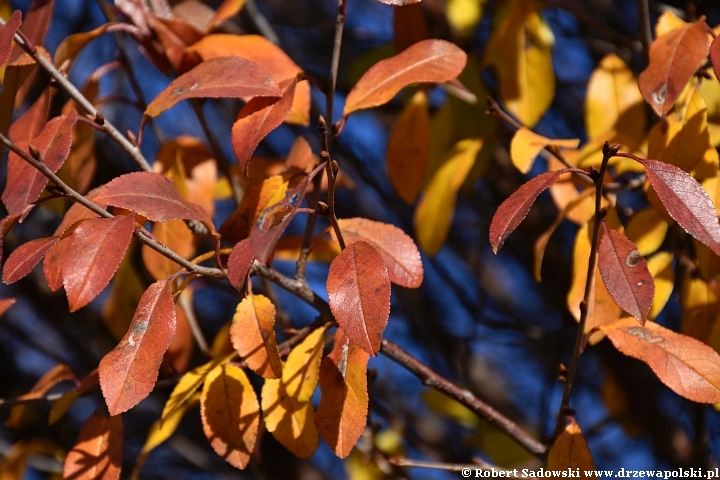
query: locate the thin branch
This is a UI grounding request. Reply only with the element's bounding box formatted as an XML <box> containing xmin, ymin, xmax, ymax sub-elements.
<box><xmin>320</xmin><ymin>116</ymin><xmax>346</xmax><ymax>249</ymax></box>
<box><xmin>636</xmin><ymin>0</ymin><xmax>652</xmax><ymax>65</ymax></box>
<box><xmin>0</xmin><ymin>17</ymin><xmax>153</xmax><ymax>172</ymax></box>
<box><xmin>553</xmin><ymin>142</ymin><xmax>618</xmax><ymax>439</ymax></box>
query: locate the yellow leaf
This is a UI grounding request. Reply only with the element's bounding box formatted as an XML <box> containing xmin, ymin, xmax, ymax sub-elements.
<box><xmin>283</xmin><ymin>325</ymin><xmax>327</xmax><ymax>402</ymax></box>
<box><xmin>162</xmin><ymin>355</ymin><xmax>232</xmax><ymax>422</ymax></box>
<box><xmin>414</xmin><ymin>138</ymin><xmax>482</xmax><ymax>255</ymax></box>
<box><xmin>509</xmin><ymin>127</ymin><xmax>578</xmax><ymax>173</ymax></box>
<box><xmin>141</xmin><ymin>393</ymin><xmax>200</xmax><ymax>457</ymax></box>
<box><xmin>547</xmin><ymin>419</ymin><xmax>595</xmax><ymax>470</ymax></box>
<box><xmin>625</xmin><ymin>208</ymin><xmax>668</xmax><ymax>256</ymax></box>
<box><xmin>231</xmin><ymin>294</ymin><xmax>283</xmax><ymax>378</ymax></box>
<box><xmin>386</xmin><ymin>90</ymin><xmax>430</xmax><ymax>204</ymax></box>
<box><xmin>447</xmin><ymin>0</ymin><xmax>486</xmax><ymax>36</ymax></box>
<box><xmin>647</xmin><ymin>251</ymin><xmax>674</xmax><ymax>320</ymax></box>
<box><xmin>585</xmin><ymin>54</ymin><xmax>646</xmax><ymax>142</ymax></box>
<box><xmin>423</xmin><ymin>389</ymin><xmax>478</xmax><ymax>429</ymax></box>
<box><xmin>655</xmin><ymin>10</ymin><xmax>687</xmax><ymax>38</ymax></box>
<box><xmin>210</xmin><ymin>322</ymin><xmax>235</xmax><ymax>359</ymax></box>
<box><xmin>200</xmin><ymin>364</ymin><xmax>260</xmax><ymax>470</ymax></box>
<box><xmin>261</xmin><ymin>377</ymin><xmax>319</xmax><ymax>458</ymax></box>
<box><xmin>698</xmin><ymin>69</ymin><xmax>720</xmax><ymax>146</ymax></box>
<box><xmin>703</xmin><ymin>175</ymin><xmax>720</xmax><ymax>217</ymax></box>
<box><xmin>658</xmin><ymin>90</ymin><xmax>710</xmax><ymax>172</ymax></box>
<box><xmin>681</xmin><ymin>276</ymin><xmax>720</xmax><ymax>343</ymax></box>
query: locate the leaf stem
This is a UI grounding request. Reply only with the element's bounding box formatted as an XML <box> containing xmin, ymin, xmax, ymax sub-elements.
<box><xmin>552</xmin><ymin>141</ymin><xmax>618</xmax><ymax>439</ymax></box>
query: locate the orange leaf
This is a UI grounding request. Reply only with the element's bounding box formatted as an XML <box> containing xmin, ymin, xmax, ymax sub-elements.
<box><xmin>200</xmin><ymin>364</ymin><xmax>259</xmax><ymax>469</ymax></box>
<box><xmin>62</xmin><ymin>215</ymin><xmax>135</xmax><ymax>312</ymax></box>
<box><xmin>711</xmin><ymin>34</ymin><xmax>720</xmax><ymax>82</ymax></box>
<box><xmin>3</xmin><ymin>236</ymin><xmax>58</xmax><ymax>284</ymax></box>
<box><xmin>231</xmin><ymin>294</ymin><xmax>282</xmax><ymax>378</ymax></box>
<box><xmin>43</xmin><ymin>236</ymin><xmax>72</xmax><ymax>292</ymax></box>
<box><xmin>6</xmin><ymin>364</ymin><xmax>75</xmax><ymax>428</ymax></box>
<box><xmin>283</xmin><ymin>325</ymin><xmax>328</xmax><ymax>402</ymax></box>
<box><xmin>262</xmin><ymin>377</ymin><xmax>319</xmax><ymax>458</ymax></box>
<box><xmin>335</xmin><ymin>218</ymin><xmax>423</xmax><ymax>288</ymax></box>
<box><xmin>285</xmin><ymin>136</ymin><xmax>317</xmax><ymax>173</ymax></box>
<box><xmin>510</xmin><ymin>127</ymin><xmax>579</xmax><ymax>174</ymax></box>
<box><xmin>327</xmin><ymin>241</ymin><xmax>391</xmax><ymax>356</ymax></box>
<box><xmin>547</xmin><ymin>418</ymin><xmax>595</xmax><ymax>470</ymax></box>
<box><xmin>386</xmin><ymin>90</ymin><xmax>430</xmax><ymax>204</ymax></box>
<box><xmin>599</xmin><ymin>318</ymin><xmax>720</xmax><ymax>403</ymax></box>
<box><xmin>344</xmin><ymin>39</ymin><xmax>467</xmax><ymax>116</ymax></box>
<box><xmin>227</xmin><ymin>238</ymin><xmax>254</xmax><ymax>291</ymax></box>
<box><xmin>142</xmin><ymin>219</ymin><xmax>194</xmax><ymax>280</ymax></box>
<box><xmin>54</xmin><ymin>23</ymin><xmax>128</xmax><ymax>68</ymax></box>
<box><xmin>63</xmin><ymin>412</ymin><xmax>123</xmax><ymax>480</ymax></box>
<box><xmin>315</xmin><ymin>329</ymin><xmax>369</xmax><ymax>458</ymax></box>
<box><xmin>209</xmin><ymin>0</ymin><xmax>246</xmax><ymax>30</ymax></box>
<box><xmin>0</xmin><ymin>11</ymin><xmax>21</xmax><ymax>68</ymax></box>
<box><xmin>598</xmin><ymin>224</ymin><xmax>655</xmax><ymax>323</ymax></box>
<box><xmin>638</xmin><ymin>18</ymin><xmax>710</xmax><ymax>116</ymax></box>
<box><xmin>145</xmin><ymin>56</ymin><xmax>281</xmax><ymax>117</ymax></box>
<box><xmin>220</xmin><ymin>175</ymin><xmax>288</xmax><ymax>243</ymax></box>
<box><xmin>99</xmin><ymin>279</ymin><xmax>177</xmax><ymax>415</ymax></box>
<box><xmin>232</xmin><ymin>77</ymin><xmax>298</xmax><ymax>176</ymax></box>
<box><xmin>0</xmin><ymin>297</ymin><xmax>15</xmax><ymax>317</ymax></box>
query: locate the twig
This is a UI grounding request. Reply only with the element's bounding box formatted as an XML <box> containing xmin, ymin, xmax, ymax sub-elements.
<box><xmin>636</xmin><ymin>0</ymin><xmax>652</xmax><ymax>65</ymax></box>
<box><xmin>552</xmin><ymin>142</ymin><xmax>618</xmax><ymax>439</ymax></box>
<box><xmin>320</xmin><ymin>117</ymin><xmax>346</xmax><ymax>249</ymax></box>
<box><xmin>0</xmin><ymin>17</ymin><xmax>153</xmax><ymax>172</ymax></box>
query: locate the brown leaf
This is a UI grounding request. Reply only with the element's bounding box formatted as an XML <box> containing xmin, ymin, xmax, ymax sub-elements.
<box><xmin>547</xmin><ymin>418</ymin><xmax>595</xmax><ymax>470</ymax></box>
<box><xmin>3</xmin><ymin>109</ymin><xmax>77</xmax><ymax>215</ymax></box>
<box><xmin>227</xmin><ymin>238</ymin><xmax>254</xmax><ymax>291</ymax></box>
<box><xmin>3</xmin><ymin>236</ymin><xmax>59</xmax><ymax>284</ymax></box>
<box><xmin>145</xmin><ymin>56</ymin><xmax>281</xmax><ymax>117</ymax></box>
<box><xmin>94</xmin><ymin>171</ymin><xmax>214</xmax><ymax>232</ymax></box>
<box><xmin>638</xmin><ymin>18</ymin><xmax>710</xmax><ymax>116</ymax></box>
<box><xmin>335</xmin><ymin>218</ymin><xmax>423</xmax><ymax>288</ymax></box>
<box><xmin>315</xmin><ymin>329</ymin><xmax>369</xmax><ymax>458</ymax></box>
<box><xmin>99</xmin><ymin>279</ymin><xmax>177</xmax><ymax>415</ymax></box>
<box><xmin>62</xmin><ymin>215</ymin><xmax>135</xmax><ymax>312</ymax></box>
<box><xmin>344</xmin><ymin>39</ymin><xmax>467</xmax><ymax>116</ymax></box>
<box><xmin>0</xmin><ymin>11</ymin><xmax>22</xmax><ymax>68</ymax></box>
<box><xmin>599</xmin><ymin>318</ymin><xmax>720</xmax><ymax>403</ymax></box>
<box><xmin>598</xmin><ymin>224</ymin><xmax>655</xmax><ymax>323</ymax></box>
<box><xmin>638</xmin><ymin>158</ymin><xmax>720</xmax><ymax>255</ymax></box>
<box><xmin>232</xmin><ymin>77</ymin><xmax>298</xmax><ymax>176</ymax></box>
<box><xmin>327</xmin><ymin>241</ymin><xmax>391</xmax><ymax>356</ymax></box>
<box><xmin>43</xmin><ymin>236</ymin><xmax>72</xmax><ymax>292</ymax></box>
<box><xmin>63</xmin><ymin>412</ymin><xmax>123</xmax><ymax>480</ymax></box>
<box><xmin>490</xmin><ymin>169</ymin><xmax>567</xmax><ymax>253</ymax></box>
<box><xmin>200</xmin><ymin>364</ymin><xmax>260</xmax><ymax>469</ymax></box>
<box><xmin>230</xmin><ymin>294</ymin><xmax>283</xmax><ymax>378</ymax></box>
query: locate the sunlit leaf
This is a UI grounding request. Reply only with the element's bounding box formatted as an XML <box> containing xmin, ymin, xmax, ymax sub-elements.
<box><xmin>220</xmin><ymin>175</ymin><xmax>288</xmax><ymax>243</ymax></box>
<box><xmin>283</xmin><ymin>325</ymin><xmax>328</xmax><ymax>402</ymax></box>
<box><xmin>547</xmin><ymin>419</ymin><xmax>595</xmax><ymax>470</ymax></box>
<box><xmin>140</xmin><ymin>393</ymin><xmax>199</xmax><ymax>459</ymax></box>
<box><xmin>509</xmin><ymin>127</ymin><xmax>578</xmax><ymax>174</ymax></box>
<box><xmin>231</xmin><ymin>294</ymin><xmax>282</xmax><ymax>378</ymax></box>
<box><xmin>648</xmin><ymin>251</ymin><xmax>674</xmax><ymax>320</ymax></box>
<box><xmin>62</xmin><ymin>412</ymin><xmax>123</xmax><ymax>480</ymax></box>
<box><xmin>262</xmin><ymin>377</ymin><xmax>319</xmax><ymax>458</ymax></box>
<box><xmin>625</xmin><ymin>208</ymin><xmax>668</xmax><ymax>257</ymax></box>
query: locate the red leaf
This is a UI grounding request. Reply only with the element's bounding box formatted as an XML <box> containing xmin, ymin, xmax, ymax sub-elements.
<box><xmin>94</xmin><ymin>172</ymin><xmax>214</xmax><ymax>232</ymax></box>
<box><xmin>378</xmin><ymin>0</ymin><xmax>420</xmax><ymax>5</ymax></box>
<box><xmin>598</xmin><ymin>223</ymin><xmax>655</xmax><ymax>323</ymax></box>
<box><xmin>2</xmin><ymin>110</ymin><xmax>78</xmax><ymax>214</ymax></box>
<box><xmin>0</xmin><ymin>11</ymin><xmax>22</xmax><ymax>67</ymax></box>
<box><xmin>711</xmin><ymin>35</ymin><xmax>720</xmax><ymax>82</ymax></box>
<box><xmin>335</xmin><ymin>218</ymin><xmax>423</xmax><ymax>288</ymax></box>
<box><xmin>638</xmin><ymin>18</ymin><xmax>710</xmax><ymax>116</ymax></box>
<box><xmin>3</xmin><ymin>236</ymin><xmax>59</xmax><ymax>284</ymax></box>
<box><xmin>99</xmin><ymin>279</ymin><xmax>177</xmax><ymax>415</ymax></box>
<box><xmin>232</xmin><ymin>77</ymin><xmax>297</xmax><ymax>176</ymax></box>
<box><xmin>327</xmin><ymin>241</ymin><xmax>391</xmax><ymax>356</ymax></box>
<box><xmin>145</xmin><ymin>56</ymin><xmax>281</xmax><ymax>117</ymax></box>
<box><xmin>249</xmin><ymin>163</ymin><xmax>324</xmax><ymax>264</ymax></box>
<box><xmin>43</xmin><ymin>236</ymin><xmax>72</xmax><ymax>292</ymax></box>
<box><xmin>62</xmin><ymin>215</ymin><xmax>135</xmax><ymax>312</ymax></box>
<box><xmin>490</xmin><ymin>169</ymin><xmax>567</xmax><ymax>253</ymax></box>
<box><xmin>638</xmin><ymin>158</ymin><xmax>720</xmax><ymax>255</ymax></box>
<box><xmin>315</xmin><ymin>329</ymin><xmax>369</xmax><ymax>458</ymax></box>
<box><xmin>0</xmin><ymin>212</ymin><xmax>23</xmax><ymax>263</ymax></box>
<box><xmin>0</xmin><ymin>298</ymin><xmax>15</xmax><ymax>317</ymax></box>
<box><xmin>63</xmin><ymin>411</ymin><xmax>123</xmax><ymax>480</ymax></box>
<box><xmin>20</xmin><ymin>0</ymin><xmax>54</xmax><ymax>55</ymax></box>
<box><xmin>344</xmin><ymin>39</ymin><xmax>466</xmax><ymax>116</ymax></box>
<box><xmin>53</xmin><ymin>191</ymin><xmax>101</xmax><ymax>236</ymax></box>
<box><xmin>227</xmin><ymin>238</ymin><xmax>254</xmax><ymax>291</ymax></box>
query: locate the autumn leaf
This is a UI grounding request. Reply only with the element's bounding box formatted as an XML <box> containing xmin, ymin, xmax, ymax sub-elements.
<box><xmin>335</xmin><ymin>218</ymin><xmax>423</xmax><ymax>288</ymax></box>
<box><xmin>0</xmin><ymin>11</ymin><xmax>21</xmax><ymax>68</ymax></box>
<box><xmin>139</xmin><ymin>393</ymin><xmax>199</xmax><ymax>464</ymax></box>
<box><xmin>415</xmin><ymin>138</ymin><xmax>482</xmax><ymax>255</ymax></box>
<box><xmin>344</xmin><ymin>39</ymin><xmax>467</xmax><ymax>116</ymax></box>
<box><xmin>599</xmin><ymin>318</ymin><xmax>720</xmax><ymax>403</ymax></box>
<box><xmin>49</xmin><ymin>369</ymin><xmax>99</xmax><ymax>425</ymax></box>
<box><xmin>327</xmin><ymin>241</ymin><xmax>391</xmax><ymax>356</ymax></box>
<box><xmin>201</xmin><ymin>364</ymin><xmax>260</xmax><ymax>469</ymax></box>
<box><xmin>3</xmin><ymin>236</ymin><xmax>59</xmax><ymax>285</ymax></box>
<box><xmin>145</xmin><ymin>56</ymin><xmax>281</xmax><ymax>117</ymax></box>
<box><xmin>637</xmin><ymin>158</ymin><xmax>720</xmax><ymax>255</ymax></box>
<box><xmin>6</xmin><ymin>364</ymin><xmax>75</xmax><ymax>428</ymax></box>
<box><xmin>54</xmin><ymin>23</ymin><xmax>130</xmax><ymax>69</ymax></box>
<box><xmin>220</xmin><ymin>175</ymin><xmax>288</xmax><ymax>243</ymax></box>
<box><xmin>638</xmin><ymin>18</ymin><xmax>710</xmax><ymax>116</ymax></box>
<box><xmin>230</xmin><ymin>294</ymin><xmax>283</xmax><ymax>378</ymax></box>
<box><xmin>0</xmin><ymin>212</ymin><xmax>23</xmax><ymax>264</ymax></box>
<box><xmin>283</xmin><ymin>325</ymin><xmax>328</xmax><ymax>402</ymax></box>
<box><xmin>386</xmin><ymin>90</ymin><xmax>430</xmax><ymax>204</ymax></box>
<box><xmin>315</xmin><ymin>329</ymin><xmax>370</xmax><ymax>458</ymax></box>
<box><xmin>624</xmin><ymin>208</ymin><xmax>668</xmax><ymax>256</ymax></box>
<box><xmin>547</xmin><ymin>419</ymin><xmax>595</xmax><ymax>470</ymax></box>
<box><xmin>99</xmin><ymin>279</ymin><xmax>177</xmax><ymax>415</ymax></box>
<box><xmin>162</xmin><ymin>358</ymin><xmax>226</xmax><ymax>422</ymax></box>
<box><xmin>648</xmin><ymin>252</ymin><xmax>674</xmax><ymax>320</ymax></box>
<box><xmin>227</xmin><ymin>238</ymin><xmax>254</xmax><ymax>291</ymax></box>
<box><xmin>598</xmin><ymin>223</ymin><xmax>654</xmax><ymax>323</ymax></box>
<box><xmin>94</xmin><ymin>171</ymin><xmax>214</xmax><ymax>232</ymax></box>
<box><xmin>209</xmin><ymin>0</ymin><xmax>246</xmax><ymax>29</ymax></box>
<box><xmin>62</xmin><ymin>215</ymin><xmax>135</xmax><ymax>312</ymax></box>
<box><xmin>42</xmin><ymin>236</ymin><xmax>72</xmax><ymax>293</ymax></box>
<box><xmin>490</xmin><ymin>169</ymin><xmax>568</xmax><ymax>253</ymax></box>
<box><xmin>378</xmin><ymin>0</ymin><xmax>420</xmax><ymax>5</ymax></box>
<box><xmin>0</xmin><ymin>297</ymin><xmax>15</xmax><ymax>317</ymax></box>
<box><xmin>711</xmin><ymin>35</ymin><xmax>720</xmax><ymax>82</ymax></box>
<box><xmin>142</xmin><ymin>219</ymin><xmax>194</xmax><ymax>280</ymax></box>
<box><xmin>233</xmin><ymin>77</ymin><xmax>298</xmax><ymax>176</ymax></box>
<box><xmin>63</xmin><ymin>412</ymin><xmax>123</xmax><ymax>480</ymax></box>
<box><xmin>510</xmin><ymin>128</ymin><xmax>579</xmax><ymax>174</ymax></box>
<box><xmin>262</xmin><ymin>377</ymin><xmax>319</xmax><ymax>458</ymax></box>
